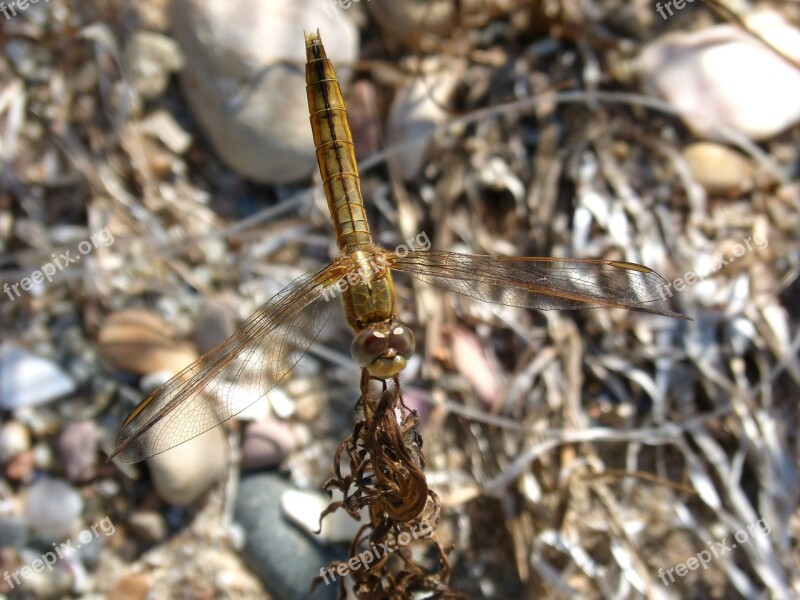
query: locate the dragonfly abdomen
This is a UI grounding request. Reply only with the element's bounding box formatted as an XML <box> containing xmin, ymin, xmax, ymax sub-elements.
<box><xmin>305</xmin><ymin>31</ymin><xmax>372</xmax><ymax>254</ymax></box>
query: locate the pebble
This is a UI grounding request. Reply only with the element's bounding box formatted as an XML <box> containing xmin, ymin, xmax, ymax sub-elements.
<box><xmin>638</xmin><ymin>9</ymin><xmax>800</xmax><ymax>141</ymax></box>
<box><xmin>288</xmin><ymin>377</ymin><xmax>326</xmax><ymax>422</ymax></box>
<box><xmin>126</xmin><ymin>510</ymin><xmax>167</xmax><ymax>543</ymax></box>
<box><xmin>5</xmin><ymin>450</ymin><xmax>35</xmax><ymax>482</ymax></box>
<box><xmin>140</xmin><ymin>109</ymin><xmax>193</xmax><ymax>155</ymax></box>
<box><xmin>107</xmin><ymin>573</ymin><xmax>152</xmax><ymax>600</ymax></box>
<box><xmin>0</xmin><ymin>515</ymin><xmax>28</xmax><ymax>548</ymax></box>
<box><xmin>58</xmin><ymin>420</ymin><xmax>99</xmax><ymax>482</ymax></box>
<box><xmin>193</xmin><ymin>301</ymin><xmax>236</xmax><ymax>355</ymax></box>
<box><xmin>0</xmin><ymin>421</ymin><xmax>31</xmax><ymax>463</ymax></box>
<box><xmin>281</xmin><ymin>488</ymin><xmax>363</xmax><ymax>544</ymax></box>
<box><xmin>13</xmin><ymin>548</ymin><xmax>75</xmax><ymax>597</ymax></box>
<box><xmin>31</xmin><ymin>442</ymin><xmax>54</xmax><ymax>471</ymax></box>
<box><xmin>235</xmin><ymin>473</ymin><xmax>343</xmax><ymax>600</ymax></box>
<box><xmin>449</xmin><ymin>326</ymin><xmax>503</xmax><ymax>409</ymax></box>
<box><xmin>97</xmin><ymin>309</ymin><xmax>198</xmax><ymax>376</ymax></box>
<box><xmin>24</xmin><ymin>478</ymin><xmax>83</xmax><ymax>540</ymax></box>
<box><xmin>169</xmin><ymin>0</ymin><xmax>358</xmax><ymax>183</ymax></box>
<box><xmin>129</xmin><ymin>0</ymin><xmax>169</xmax><ymax>31</ymax></box>
<box><xmin>241</xmin><ymin>418</ymin><xmax>297</xmax><ymax>471</ymax></box>
<box><xmin>681</xmin><ymin>142</ymin><xmax>754</xmax><ymax>193</ymax></box>
<box><xmin>146</xmin><ymin>423</ymin><xmax>228</xmax><ymax>506</ymax></box>
<box><xmin>124</xmin><ymin>31</ymin><xmax>184</xmax><ymax>100</ymax></box>
<box><xmin>0</xmin><ymin>344</ymin><xmax>77</xmax><ymax>409</ymax></box>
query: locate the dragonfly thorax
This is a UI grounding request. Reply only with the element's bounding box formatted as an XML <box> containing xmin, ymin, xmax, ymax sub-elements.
<box><xmin>340</xmin><ymin>250</ymin><xmax>396</xmax><ymax>330</ymax></box>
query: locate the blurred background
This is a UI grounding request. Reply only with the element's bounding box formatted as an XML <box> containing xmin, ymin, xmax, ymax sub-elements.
<box><xmin>1</xmin><ymin>0</ymin><xmax>799</xmax><ymax>598</ymax></box>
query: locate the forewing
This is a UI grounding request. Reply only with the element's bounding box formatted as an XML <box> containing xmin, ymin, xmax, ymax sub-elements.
<box><xmin>111</xmin><ymin>263</ymin><xmax>347</xmax><ymax>463</ymax></box>
<box><xmin>388</xmin><ymin>250</ymin><xmax>685</xmax><ymax>318</ymax></box>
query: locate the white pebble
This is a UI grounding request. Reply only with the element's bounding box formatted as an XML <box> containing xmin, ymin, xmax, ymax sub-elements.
<box><xmin>638</xmin><ymin>9</ymin><xmax>800</xmax><ymax>141</ymax></box>
<box><xmin>24</xmin><ymin>478</ymin><xmax>83</xmax><ymax>540</ymax></box>
<box><xmin>0</xmin><ymin>421</ymin><xmax>30</xmax><ymax>462</ymax></box>
<box><xmin>0</xmin><ymin>344</ymin><xmax>76</xmax><ymax>409</ymax></box>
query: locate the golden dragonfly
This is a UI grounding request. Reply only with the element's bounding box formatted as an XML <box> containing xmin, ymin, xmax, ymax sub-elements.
<box><xmin>111</xmin><ymin>31</ymin><xmax>685</xmax><ymax>463</ymax></box>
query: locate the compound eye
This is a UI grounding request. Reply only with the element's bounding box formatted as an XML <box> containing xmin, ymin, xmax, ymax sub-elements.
<box><xmin>388</xmin><ymin>324</ymin><xmax>415</xmax><ymax>357</ymax></box>
<box><xmin>351</xmin><ymin>329</ymin><xmax>389</xmax><ymax>368</ymax></box>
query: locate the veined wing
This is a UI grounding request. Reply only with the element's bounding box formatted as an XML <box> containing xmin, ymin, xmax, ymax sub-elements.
<box><xmin>110</xmin><ymin>263</ymin><xmax>348</xmax><ymax>463</ymax></box>
<box><xmin>388</xmin><ymin>250</ymin><xmax>687</xmax><ymax>319</ymax></box>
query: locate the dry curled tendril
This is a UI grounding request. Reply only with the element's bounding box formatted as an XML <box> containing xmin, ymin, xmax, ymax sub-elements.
<box><xmin>312</xmin><ymin>377</ymin><xmax>469</xmax><ymax>599</ymax></box>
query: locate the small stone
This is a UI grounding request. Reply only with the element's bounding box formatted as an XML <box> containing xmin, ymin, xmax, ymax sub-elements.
<box><xmin>235</xmin><ymin>473</ymin><xmax>342</xmax><ymax>600</ymax></box>
<box><xmin>286</xmin><ymin>377</ymin><xmax>325</xmax><ymax>422</ymax></box>
<box><xmin>146</xmin><ymin>423</ymin><xmax>228</xmax><ymax>506</ymax></box>
<box><xmin>141</xmin><ymin>110</ymin><xmax>193</xmax><ymax>155</ymax></box>
<box><xmin>193</xmin><ymin>302</ymin><xmax>236</xmax><ymax>355</ymax></box>
<box><xmin>108</xmin><ymin>573</ymin><xmax>152</xmax><ymax>600</ymax></box>
<box><xmin>31</xmin><ymin>442</ymin><xmax>54</xmax><ymax>471</ymax></box>
<box><xmin>169</xmin><ymin>0</ymin><xmax>358</xmax><ymax>183</ymax></box>
<box><xmin>449</xmin><ymin>326</ymin><xmax>503</xmax><ymax>408</ymax></box>
<box><xmin>281</xmin><ymin>488</ymin><xmax>363</xmax><ymax>544</ymax></box>
<box><xmin>638</xmin><ymin>9</ymin><xmax>800</xmax><ymax>141</ymax></box>
<box><xmin>0</xmin><ymin>421</ymin><xmax>30</xmax><ymax>463</ymax></box>
<box><xmin>138</xmin><ymin>369</ymin><xmax>173</xmax><ymax>393</ymax></box>
<box><xmin>125</xmin><ymin>31</ymin><xmax>184</xmax><ymax>100</ymax></box>
<box><xmin>127</xmin><ymin>510</ymin><xmax>167</xmax><ymax>543</ymax></box>
<box><xmin>0</xmin><ymin>516</ymin><xmax>28</xmax><ymax>548</ymax></box>
<box><xmin>5</xmin><ymin>450</ymin><xmax>34</xmax><ymax>482</ymax></box>
<box><xmin>15</xmin><ymin>549</ymin><xmax>74</xmax><ymax>597</ymax></box>
<box><xmin>0</xmin><ymin>344</ymin><xmax>77</xmax><ymax>409</ymax></box>
<box><xmin>97</xmin><ymin>309</ymin><xmax>198</xmax><ymax>376</ymax></box>
<box><xmin>58</xmin><ymin>420</ymin><xmax>99</xmax><ymax>482</ymax></box>
<box><xmin>682</xmin><ymin>142</ymin><xmax>754</xmax><ymax>193</ymax></box>
<box><xmin>24</xmin><ymin>478</ymin><xmax>83</xmax><ymax>540</ymax></box>
<box><xmin>241</xmin><ymin>418</ymin><xmax>297</xmax><ymax>471</ymax></box>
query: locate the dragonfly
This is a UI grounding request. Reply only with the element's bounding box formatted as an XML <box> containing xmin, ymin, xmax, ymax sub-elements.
<box><xmin>110</xmin><ymin>31</ymin><xmax>685</xmax><ymax>463</ymax></box>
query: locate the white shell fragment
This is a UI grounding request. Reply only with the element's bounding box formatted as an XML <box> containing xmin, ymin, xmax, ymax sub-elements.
<box><xmin>0</xmin><ymin>344</ymin><xmax>77</xmax><ymax>409</ymax></box>
<box><xmin>638</xmin><ymin>9</ymin><xmax>800</xmax><ymax>141</ymax></box>
<box><xmin>281</xmin><ymin>488</ymin><xmax>363</xmax><ymax>543</ymax></box>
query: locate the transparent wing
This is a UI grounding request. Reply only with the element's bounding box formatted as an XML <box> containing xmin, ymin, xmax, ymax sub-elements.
<box><xmin>111</xmin><ymin>263</ymin><xmax>348</xmax><ymax>463</ymax></box>
<box><xmin>388</xmin><ymin>250</ymin><xmax>686</xmax><ymax>319</ymax></box>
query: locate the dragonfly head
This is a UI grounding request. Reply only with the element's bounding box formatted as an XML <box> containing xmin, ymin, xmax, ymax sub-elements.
<box><xmin>351</xmin><ymin>323</ymin><xmax>415</xmax><ymax>379</ymax></box>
